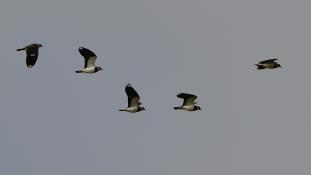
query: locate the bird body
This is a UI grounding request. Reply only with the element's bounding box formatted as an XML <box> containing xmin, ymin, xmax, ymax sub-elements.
<box><xmin>75</xmin><ymin>66</ymin><xmax>101</xmax><ymax>73</ymax></box>
<box><xmin>119</xmin><ymin>106</ymin><xmax>145</xmax><ymax>113</ymax></box>
<box><xmin>174</xmin><ymin>105</ymin><xmax>194</xmax><ymax>111</ymax></box>
<box><xmin>17</xmin><ymin>43</ymin><xmax>43</xmax><ymax>68</ymax></box>
<box><xmin>255</xmin><ymin>59</ymin><xmax>281</xmax><ymax>70</ymax></box>
<box><xmin>174</xmin><ymin>93</ymin><xmax>201</xmax><ymax>111</ymax></box>
<box><xmin>119</xmin><ymin>83</ymin><xmax>145</xmax><ymax>113</ymax></box>
<box><xmin>75</xmin><ymin>47</ymin><xmax>102</xmax><ymax>73</ymax></box>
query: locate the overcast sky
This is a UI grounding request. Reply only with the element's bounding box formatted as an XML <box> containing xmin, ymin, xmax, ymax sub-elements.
<box><xmin>0</xmin><ymin>0</ymin><xmax>309</xmax><ymax>175</ymax></box>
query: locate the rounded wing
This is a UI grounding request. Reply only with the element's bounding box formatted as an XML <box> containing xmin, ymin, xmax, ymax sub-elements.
<box><xmin>26</xmin><ymin>53</ymin><xmax>38</xmax><ymax>68</ymax></box>
<box><xmin>177</xmin><ymin>93</ymin><xmax>197</xmax><ymax>106</ymax></box>
<box><xmin>78</xmin><ymin>47</ymin><xmax>97</xmax><ymax>68</ymax></box>
<box><xmin>258</xmin><ymin>59</ymin><xmax>278</xmax><ymax>64</ymax></box>
<box><xmin>125</xmin><ymin>83</ymin><xmax>141</xmax><ymax>107</ymax></box>
<box><xmin>25</xmin><ymin>45</ymin><xmax>40</xmax><ymax>68</ymax></box>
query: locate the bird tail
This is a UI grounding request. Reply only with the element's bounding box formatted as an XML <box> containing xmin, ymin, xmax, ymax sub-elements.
<box><xmin>75</xmin><ymin>70</ymin><xmax>83</xmax><ymax>73</ymax></box>
<box><xmin>16</xmin><ymin>48</ymin><xmax>25</xmax><ymax>51</ymax></box>
<box><xmin>119</xmin><ymin>109</ymin><xmax>126</xmax><ymax>111</ymax></box>
<box><xmin>174</xmin><ymin>106</ymin><xmax>182</xmax><ymax>110</ymax></box>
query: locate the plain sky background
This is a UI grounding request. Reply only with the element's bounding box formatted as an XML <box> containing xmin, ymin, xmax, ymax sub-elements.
<box><xmin>0</xmin><ymin>0</ymin><xmax>310</xmax><ymax>174</ymax></box>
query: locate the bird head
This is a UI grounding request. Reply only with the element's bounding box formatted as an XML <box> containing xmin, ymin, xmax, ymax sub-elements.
<box><xmin>95</xmin><ymin>67</ymin><xmax>103</xmax><ymax>72</ymax></box>
<box><xmin>139</xmin><ymin>107</ymin><xmax>146</xmax><ymax>111</ymax></box>
<box><xmin>195</xmin><ymin>106</ymin><xmax>202</xmax><ymax>111</ymax></box>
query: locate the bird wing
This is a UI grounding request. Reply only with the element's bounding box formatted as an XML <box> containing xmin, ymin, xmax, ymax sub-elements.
<box><xmin>25</xmin><ymin>54</ymin><xmax>38</xmax><ymax>68</ymax></box>
<box><xmin>177</xmin><ymin>93</ymin><xmax>197</xmax><ymax>106</ymax></box>
<box><xmin>258</xmin><ymin>59</ymin><xmax>278</xmax><ymax>64</ymax></box>
<box><xmin>125</xmin><ymin>84</ymin><xmax>141</xmax><ymax>107</ymax></box>
<box><xmin>78</xmin><ymin>47</ymin><xmax>97</xmax><ymax>68</ymax></box>
<box><xmin>25</xmin><ymin>46</ymin><xmax>39</xmax><ymax>68</ymax></box>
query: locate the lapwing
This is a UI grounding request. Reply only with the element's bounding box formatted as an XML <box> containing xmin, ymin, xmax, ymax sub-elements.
<box><xmin>17</xmin><ymin>43</ymin><xmax>43</xmax><ymax>68</ymax></box>
<box><xmin>75</xmin><ymin>47</ymin><xmax>102</xmax><ymax>73</ymax></box>
<box><xmin>119</xmin><ymin>83</ymin><xmax>145</xmax><ymax>113</ymax></box>
<box><xmin>255</xmin><ymin>59</ymin><xmax>282</xmax><ymax>70</ymax></box>
<box><xmin>174</xmin><ymin>93</ymin><xmax>201</xmax><ymax>111</ymax></box>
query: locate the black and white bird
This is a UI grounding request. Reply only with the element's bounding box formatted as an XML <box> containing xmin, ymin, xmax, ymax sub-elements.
<box><xmin>119</xmin><ymin>83</ymin><xmax>145</xmax><ymax>113</ymax></box>
<box><xmin>174</xmin><ymin>93</ymin><xmax>201</xmax><ymax>111</ymax></box>
<box><xmin>75</xmin><ymin>47</ymin><xmax>102</xmax><ymax>73</ymax></box>
<box><xmin>17</xmin><ymin>43</ymin><xmax>43</xmax><ymax>68</ymax></box>
<box><xmin>255</xmin><ymin>59</ymin><xmax>282</xmax><ymax>70</ymax></box>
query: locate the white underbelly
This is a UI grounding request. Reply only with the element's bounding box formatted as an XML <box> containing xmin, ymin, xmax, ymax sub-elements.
<box><xmin>82</xmin><ymin>67</ymin><xmax>95</xmax><ymax>73</ymax></box>
<box><xmin>183</xmin><ymin>105</ymin><xmax>194</xmax><ymax>111</ymax></box>
<box><xmin>259</xmin><ymin>64</ymin><xmax>274</xmax><ymax>69</ymax></box>
<box><xmin>126</xmin><ymin>106</ymin><xmax>138</xmax><ymax>113</ymax></box>
<box><xmin>266</xmin><ymin>64</ymin><xmax>275</xmax><ymax>69</ymax></box>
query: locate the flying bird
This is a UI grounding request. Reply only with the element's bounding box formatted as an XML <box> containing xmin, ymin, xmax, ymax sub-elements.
<box><xmin>17</xmin><ymin>43</ymin><xmax>43</xmax><ymax>68</ymax></box>
<box><xmin>174</xmin><ymin>93</ymin><xmax>201</xmax><ymax>111</ymax></box>
<box><xmin>119</xmin><ymin>83</ymin><xmax>145</xmax><ymax>113</ymax></box>
<box><xmin>255</xmin><ymin>59</ymin><xmax>282</xmax><ymax>70</ymax></box>
<box><xmin>75</xmin><ymin>47</ymin><xmax>102</xmax><ymax>73</ymax></box>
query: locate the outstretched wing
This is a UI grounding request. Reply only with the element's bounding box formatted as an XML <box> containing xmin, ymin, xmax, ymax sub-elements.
<box><xmin>125</xmin><ymin>83</ymin><xmax>141</xmax><ymax>107</ymax></box>
<box><xmin>258</xmin><ymin>59</ymin><xmax>278</xmax><ymax>64</ymax></box>
<box><xmin>177</xmin><ymin>93</ymin><xmax>197</xmax><ymax>106</ymax></box>
<box><xmin>25</xmin><ymin>46</ymin><xmax>40</xmax><ymax>68</ymax></box>
<box><xmin>25</xmin><ymin>53</ymin><xmax>38</xmax><ymax>68</ymax></box>
<box><xmin>78</xmin><ymin>47</ymin><xmax>97</xmax><ymax>68</ymax></box>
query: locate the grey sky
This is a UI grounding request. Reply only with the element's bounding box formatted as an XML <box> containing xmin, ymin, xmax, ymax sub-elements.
<box><xmin>0</xmin><ymin>0</ymin><xmax>309</xmax><ymax>175</ymax></box>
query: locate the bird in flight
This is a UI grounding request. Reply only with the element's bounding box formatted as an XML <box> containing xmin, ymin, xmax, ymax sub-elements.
<box><xmin>174</xmin><ymin>93</ymin><xmax>201</xmax><ymax>111</ymax></box>
<box><xmin>17</xmin><ymin>43</ymin><xmax>43</xmax><ymax>68</ymax></box>
<box><xmin>75</xmin><ymin>47</ymin><xmax>102</xmax><ymax>73</ymax></box>
<box><xmin>119</xmin><ymin>83</ymin><xmax>145</xmax><ymax>113</ymax></box>
<box><xmin>255</xmin><ymin>59</ymin><xmax>282</xmax><ymax>70</ymax></box>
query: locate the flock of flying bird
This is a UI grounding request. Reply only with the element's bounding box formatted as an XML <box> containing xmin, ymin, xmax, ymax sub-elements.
<box><xmin>16</xmin><ymin>43</ymin><xmax>283</xmax><ymax>113</ymax></box>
